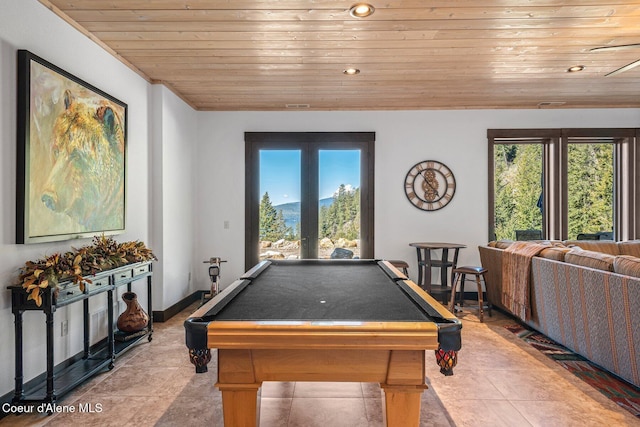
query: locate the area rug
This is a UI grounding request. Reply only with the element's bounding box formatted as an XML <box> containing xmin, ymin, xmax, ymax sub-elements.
<box><xmin>505</xmin><ymin>323</ymin><xmax>640</xmax><ymax>418</ymax></box>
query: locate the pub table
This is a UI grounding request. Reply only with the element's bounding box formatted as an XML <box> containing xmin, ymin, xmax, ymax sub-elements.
<box><xmin>409</xmin><ymin>242</ymin><xmax>467</xmax><ymax>304</ymax></box>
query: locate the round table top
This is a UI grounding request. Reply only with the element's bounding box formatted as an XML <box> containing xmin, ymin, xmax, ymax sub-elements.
<box><xmin>409</xmin><ymin>242</ymin><xmax>467</xmax><ymax>249</ymax></box>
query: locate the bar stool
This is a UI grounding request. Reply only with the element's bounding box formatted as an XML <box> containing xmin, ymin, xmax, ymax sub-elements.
<box><xmin>388</xmin><ymin>260</ymin><xmax>409</xmax><ymax>276</ymax></box>
<box><xmin>448</xmin><ymin>266</ymin><xmax>492</xmax><ymax>322</ymax></box>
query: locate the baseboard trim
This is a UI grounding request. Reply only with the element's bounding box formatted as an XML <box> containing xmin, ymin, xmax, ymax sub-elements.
<box><xmin>152</xmin><ymin>290</ymin><xmax>205</xmax><ymax>322</ymax></box>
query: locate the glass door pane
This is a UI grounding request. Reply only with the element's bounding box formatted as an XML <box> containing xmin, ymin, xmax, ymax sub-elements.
<box><xmin>567</xmin><ymin>143</ymin><xmax>614</xmax><ymax>240</ymax></box>
<box><xmin>318</xmin><ymin>150</ymin><xmax>361</xmax><ymax>259</ymax></box>
<box><xmin>493</xmin><ymin>143</ymin><xmax>543</xmax><ymax>240</ymax></box>
<box><xmin>259</xmin><ymin>150</ymin><xmax>301</xmax><ymax>260</ymax></box>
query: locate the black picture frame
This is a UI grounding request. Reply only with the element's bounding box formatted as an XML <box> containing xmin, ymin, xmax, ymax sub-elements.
<box><xmin>16</xmin><ymin>50</ymin><xmax>127</xmax><ymax>244</ymax></box>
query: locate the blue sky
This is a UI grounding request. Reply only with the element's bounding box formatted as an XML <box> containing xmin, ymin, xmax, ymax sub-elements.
<box><xmin>260</xmin><ymin>150</ymin><xmax>360</xmax><ymax>206</ymax></box>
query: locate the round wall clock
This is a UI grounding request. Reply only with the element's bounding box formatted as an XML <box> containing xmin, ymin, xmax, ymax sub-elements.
<box><xmin>404</xmin><ymin>160</ymin><xmax>456</xmax><ymax>211</ymax></box>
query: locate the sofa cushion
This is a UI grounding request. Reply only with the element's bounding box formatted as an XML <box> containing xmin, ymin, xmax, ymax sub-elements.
<box><xmin>538</xmin><ymin>246</ymin><xmax>572</xmax><ymax>261</ymax></box>
<box><xmin>565</xmin><ymin>248</ymin><xmax>615</xmax><ymax>271</ymax></box>
<box><xmin>614</xmin><ymin>255</ymin><xmax>640</xmax><ymax>278</ymax></box>
<box><xmin>494</xmin><ymin>240</ymin><xmax>514</xmax><ymax>249</ymax></box>
<box><xmin>529</xmin><ymin>240</ymin><xmax>566</xmax><ymax>247</ymax></box>
<box><xmin>563</xmin><ymin>240</ymin><xmax>620</xmax><ymax>255</ymax></box>
<box><xmin>618</xmin><ymin>241</ymin><xmax>640</xmax><ymax>258</ymax></box>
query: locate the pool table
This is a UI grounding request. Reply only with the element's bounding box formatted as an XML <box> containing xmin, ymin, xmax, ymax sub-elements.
<box><xmin>184</xmin><ymin>259</ymin><xmax>462</xmax><ymax>427</ymax></box>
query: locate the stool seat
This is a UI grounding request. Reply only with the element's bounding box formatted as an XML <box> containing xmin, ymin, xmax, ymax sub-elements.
<box><xmin>449</xmin><ymin>266</ymin><xmax>491</xmax><ymax>322</ymax></box>
<box><xmin>453</xmin><ymin>266</ymin><xmax>487</xmax><ymax>275</ymax></box>
<box><xmin>388</xmin><ymin>260</ymin><xmax>409</xmax><ymax>276</ymax></box>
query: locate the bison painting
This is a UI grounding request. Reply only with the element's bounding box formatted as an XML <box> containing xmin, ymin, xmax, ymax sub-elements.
<box><xmin>18</xmin><ymin>52</ymin><xmax>127</xmax><ymax>243</ymax></box>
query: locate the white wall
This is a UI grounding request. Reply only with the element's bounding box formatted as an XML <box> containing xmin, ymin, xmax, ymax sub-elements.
<box><xmin>194</xmin><ymin>109</ymin><xmax>640</xmax><ymax>290</ymax></box>
<box><xmin>151</xmin><ymin>85</ymin><xmax>197</xmax><ymax>309</ymax></box>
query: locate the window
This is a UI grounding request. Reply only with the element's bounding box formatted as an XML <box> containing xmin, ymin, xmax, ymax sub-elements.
<box><xmin>566</xmin><ymin>138</ymin><xmax>613</xmax><ymax>240</ymax></box>
<box><xmin>245</xmin><ymin>132</ymin><xmax>375</xmax><ymax>269</ymax></box>
<box><xmin>488</xmin><ymin>129</ymin><xmax>639</xmax><ymax>241</ymax></box>
<box><xmin>492</xmin><ymin>140</ymin><xmax>544</xmax><ymax>240</ymax></box>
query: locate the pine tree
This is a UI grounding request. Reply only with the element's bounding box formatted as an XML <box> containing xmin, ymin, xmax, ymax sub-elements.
<box><xmin>493</xmin><ymin>144</ymin><xmax>542</xmax><ymax>240</ymax></box>
<box><xmin>318</xmin><ymin>185</ymin><xmax>360</xmax><ymax>241</ymax></box>
<box><xmin>567</xmin><ymin>143</ymin><xmax>613</xmax><ymax>238</ymax></box>
<box><xmin>259</xmin><ymin>192</ymin><xmax>290</xmax><ymax>241</ymax></box>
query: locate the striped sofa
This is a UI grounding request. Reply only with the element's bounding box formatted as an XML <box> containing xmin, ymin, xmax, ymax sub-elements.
<box><xmin>479</xmin><ymin>240</ymin><xmax>640</xmax><ymax>387</ymax></box>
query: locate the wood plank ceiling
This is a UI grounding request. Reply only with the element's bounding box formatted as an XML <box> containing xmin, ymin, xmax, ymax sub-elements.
<box><xmin>40</xmin><ymin>0</ymin><xmax>640</xmax><ymax>111</ymax></box>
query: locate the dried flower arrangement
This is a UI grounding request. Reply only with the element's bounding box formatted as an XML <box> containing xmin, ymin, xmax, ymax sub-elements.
<box><xmin>15</xmin><ymin>235</ymin><xmax>156</xmax><ymax>306</ymax></box>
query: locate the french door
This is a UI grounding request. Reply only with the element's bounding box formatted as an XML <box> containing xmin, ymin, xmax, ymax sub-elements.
<box><xmin>245</xmin><ymin>132</ymin><xmax>375</xmax><ymax>269</ymax></box>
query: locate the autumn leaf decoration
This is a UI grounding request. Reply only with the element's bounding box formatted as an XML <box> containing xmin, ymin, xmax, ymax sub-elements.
<box><xmin>16</xmin><ymin>235</ymin><xmax>156</xmax><ymax>307</ymax></box>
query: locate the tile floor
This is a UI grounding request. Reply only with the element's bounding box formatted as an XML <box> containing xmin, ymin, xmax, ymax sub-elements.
<box><xmin>2</xmin><ymin>304</ymin><xmax>638</xmax><ymax>426</ymax></box>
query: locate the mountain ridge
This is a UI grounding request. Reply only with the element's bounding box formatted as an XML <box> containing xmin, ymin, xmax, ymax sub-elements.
<box><xmin>274</xmin><ymin>198</ymin><xmax>333</xmax><ymax>228</ymax></box>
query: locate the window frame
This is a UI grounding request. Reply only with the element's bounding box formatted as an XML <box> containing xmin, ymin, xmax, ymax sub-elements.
<box><xmin>245</xmin><ymin>132</ymin><xmax>375</xmax><ymax>269</ymax></box>
<box><xmin>488</xmin><ymin>128</ymin><xmax>638</xmax><ymax>241</ymax></box>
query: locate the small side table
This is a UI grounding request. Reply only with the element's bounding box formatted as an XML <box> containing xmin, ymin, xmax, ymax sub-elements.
<box><xmin>409</xmin><ymin>242</ymin><xmax>467</xmax><ymax>304</ymax></box>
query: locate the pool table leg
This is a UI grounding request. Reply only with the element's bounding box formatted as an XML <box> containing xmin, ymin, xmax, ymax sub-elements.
<box><xmin>217</xmin><ymin>383</ymin><xmax>261</xmax><ymax>427</ymax></box>
<box><xmin>381</xmin><ymin>385</ymin><xmax>426</xmax><ymax>427</ymax></box>
<box><xmin>216</xmin><ymin>349</ymin><xmax>262</xmax><ymax>426</ymax></box>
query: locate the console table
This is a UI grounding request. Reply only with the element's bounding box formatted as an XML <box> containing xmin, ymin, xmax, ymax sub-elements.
<box><xmin>8</xmin><ymin>261</ymin><xmax>153</xmax><ymax>406</ymax></box>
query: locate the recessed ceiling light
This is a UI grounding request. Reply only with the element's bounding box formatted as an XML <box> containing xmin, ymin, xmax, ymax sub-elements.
<box><xmin>349</xmin><ymin>3</ymin><xmax>375</xmax><ymax>18</ymax></box>
<box><xmin>567</xmin><ymin>65</ymin><xmax>585</xmax><ymax>73</ymax></box>
<box><xmin>343</xmin><ymin>68</ymin><xmax>360</xmax><ymax>75</ymax></box>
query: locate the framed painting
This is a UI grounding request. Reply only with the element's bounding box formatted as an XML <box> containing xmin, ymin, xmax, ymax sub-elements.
<box><xmin>16</xmin><ymin>50</ymin><xmax>127</xmax><ymax>244</ymax></box>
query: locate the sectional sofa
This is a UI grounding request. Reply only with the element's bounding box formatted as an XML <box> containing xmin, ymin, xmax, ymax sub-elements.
<box><xmin>479</xmin><ymin>239</ymin><xmax>640</xmax><ymax>387</ymax></box>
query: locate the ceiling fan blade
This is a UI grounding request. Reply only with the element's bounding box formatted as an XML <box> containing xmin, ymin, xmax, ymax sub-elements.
<box><xmin>605</xmin><ymin>58</ymin><xmax>640</xmax><ymax>76</ymax></box>
<box><xmin>590</xmin><ymin>43</ymin><xmax>640</xmax><ymax>52</ymax></box>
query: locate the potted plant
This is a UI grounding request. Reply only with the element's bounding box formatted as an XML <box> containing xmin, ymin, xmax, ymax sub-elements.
<box><xmin>15</xmin><ymin>235</ymin><xmax>156</xmax><ymax>306</ymax></box>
